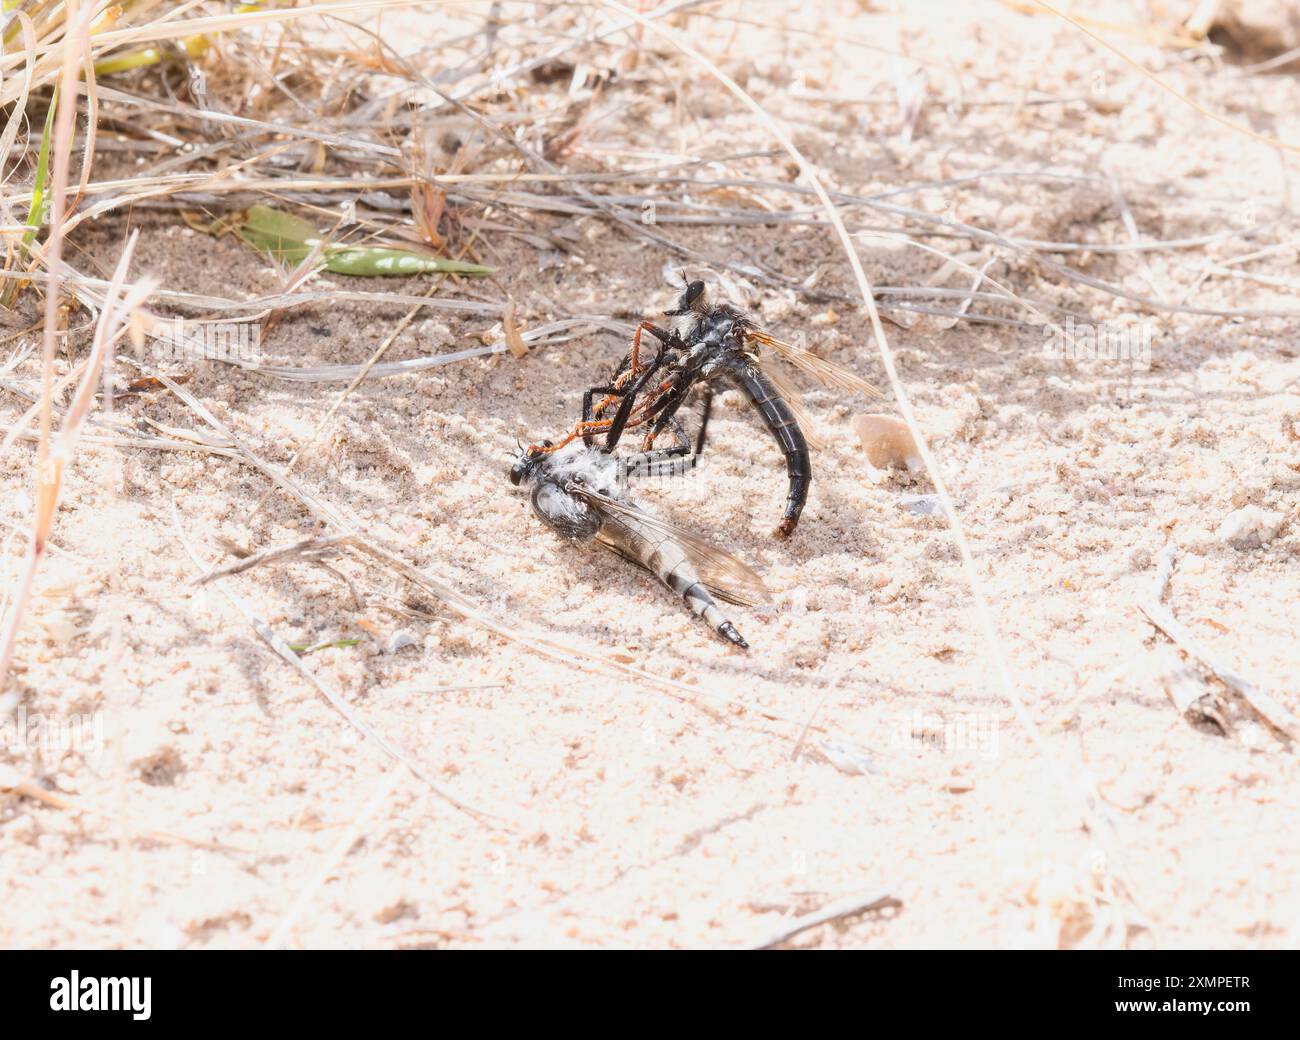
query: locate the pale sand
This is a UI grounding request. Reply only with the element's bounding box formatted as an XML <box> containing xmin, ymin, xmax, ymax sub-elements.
<box><xmin>1</xmin><ymin>1</ymin><xmax>1298</xmax><ymax>948</ymax></box>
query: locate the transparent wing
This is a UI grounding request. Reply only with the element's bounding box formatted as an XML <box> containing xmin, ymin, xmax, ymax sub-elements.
<box><xmin>746</xmin><ymin>328</ymin><xmax>884</xmax><ymax>399</ymax></box>
<box><xmin>572</xmin><ymin>485</ymin><xmax>770</xmax><ymax>607</ymax></box>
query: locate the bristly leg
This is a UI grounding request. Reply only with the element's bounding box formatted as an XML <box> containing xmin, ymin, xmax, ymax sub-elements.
<box><xmin>581</xmin><ymin>384</ymin><xmax>623</xmax><ymax>447</ymax></box>
<box><xmin>602</xmin><ymin>343</ymin><xmax>671</xmax><ymax>452</ymax></box>
<box><xmin>590</xmin><ymin>320</ymin><xmax>676</xmax><ymax>423</ymax></box>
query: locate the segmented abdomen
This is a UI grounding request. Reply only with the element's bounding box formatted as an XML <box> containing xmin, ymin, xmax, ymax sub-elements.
<box><xmin>597</xmin><ymin>511</ymin><xmax>747</xmax><ymax>648</ymax></box>
<box><xmin>715</xmin><ymin>358</ymin><xmax>810</xmax><ymax>537</ymax></box>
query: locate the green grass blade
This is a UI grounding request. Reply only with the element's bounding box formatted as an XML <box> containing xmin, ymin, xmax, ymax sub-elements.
<box><xmin>1</xmin><ymin>90</ymin><xmax>57</xmax><ymax>309</ymax></box>
<box><xmin>236</xmin><ymin>204</ymin><xmax>322</xmax><ymax>267</ymax></box>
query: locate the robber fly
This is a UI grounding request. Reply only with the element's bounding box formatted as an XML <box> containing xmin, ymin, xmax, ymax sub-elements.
<box><xmin>523</xmin><ymin>279</ymin><xmax>883</xmax><ymax>537</ymax></box>
<box><xmin>509</xmin><ymin>436</ymin><xmax>769</xmax><ymax>648</ymax></box>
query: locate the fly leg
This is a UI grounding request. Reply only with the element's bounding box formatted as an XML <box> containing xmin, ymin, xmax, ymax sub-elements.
<box><xmin>581</xmin><ymin>384</ymin><xmax>624</xmax><ymax>448</ymax></box>
<box><xmin>716</xmin><ymin>357</ymin><xmax>810</xmax><ymax>537</ymax></box>
<box><xmin>589</xmin><ymin>321</ymin><xmax>677</xmax><ymax>425</ymax></box>
<box><xmin>602</xmin><ymin>343</ymin><xmax>670</xmax><ymax>452</ymax></box>
<box><xmin>620</xmin><ymin>418</ymin><xmax>695</xmax><ymax>482</ymax></box>
<box><xmin>692</xmin><ymin>387</ymin><xmax>714</xmax><ymax>456</ymax></box>
<box><xmin>636</xmin><ymin>371</ymin><xmax>696</xmax><ymax>453</ymax></box>
<box><xmin>636</xmin><ymin>385</ymin><xmax>714</xmax><ymax>476</ymax></box>
<box><xmin>620</xmin><ymin>382</ymin><xmax>716</xmax><ymax>485</ymax></box>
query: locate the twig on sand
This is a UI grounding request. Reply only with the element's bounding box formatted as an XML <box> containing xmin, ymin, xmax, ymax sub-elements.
<box><xmin>1139</xmin><ymin>600</ymin><xmax>1298</xmax><ymax>743</ymax></box>
<box><xmin>195</xmin><ymin>535</ymin><xmax>355</xmax><ymax>585</ymax></box>
<box><xmin>752</xmin><ymin>889</ymin><xmax>901</xmax><ymax>950</ymax></box>
<box><xmin>168</xmin><ymin>499</ymin><xmax>497</xmax><ymax>825</ymax></box>
<box><xmin>0</xmin><ymin>765</ymin><xmax>245</xmax><ymax>854</ymax></box>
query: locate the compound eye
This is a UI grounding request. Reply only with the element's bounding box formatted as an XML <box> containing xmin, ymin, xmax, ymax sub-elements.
<box><xmin>686</xmin><ymin>280</ymin><xmax>705</xmax><ymax>306</ymax></box>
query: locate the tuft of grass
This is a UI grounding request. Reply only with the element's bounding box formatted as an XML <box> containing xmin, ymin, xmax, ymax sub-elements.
<box><xmin>0</xmin><ymin>91</ymin><xmax>56</xmax><ymax>309</ymax></box>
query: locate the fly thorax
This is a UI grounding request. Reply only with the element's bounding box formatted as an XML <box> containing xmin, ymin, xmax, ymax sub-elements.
<box><xmin>550</xmin><ymin>446</ymin><xmax>620</xmax><ymax>497</ymax></box>
<box><xmin>669</xmin><ymin>312</ymin><xmax>704</xmax><ymax>341</ymax></box>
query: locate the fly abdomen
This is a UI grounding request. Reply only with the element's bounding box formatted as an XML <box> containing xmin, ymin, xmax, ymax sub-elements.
<box><xmin>717</xmin><ymin>358</ymin><xmax>811</xmax><ymax>537</ymax></box>
<box><xmin>598</xmin><ymin>512</ymin><xmax>748</xmax><ymax>648</ymax></box>
<box><xmin>661</xmin><ymin>564</ymin><xmax>749</xmax><ymax>649</ymax></box>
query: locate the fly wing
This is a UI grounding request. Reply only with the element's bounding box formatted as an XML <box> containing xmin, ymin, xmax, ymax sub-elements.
<box><xmin>746</xmin><ymin>328</ymin><xmax>884</xmax><ymax>400</ymax></box>
<box><xmin>758</xmin><ymin>358</ymin><xmax>828</xmax><ymax>451</ymax></box>
<box><xmin>571</xmin><ymin>485</ymin><xmax>771</xmax><ymax>607</ymax></box>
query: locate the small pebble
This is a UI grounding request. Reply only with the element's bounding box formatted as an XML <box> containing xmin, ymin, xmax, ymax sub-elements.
<box><xmin>899</xmin><ymin>493</ymin><xmax>964</xmax><ymax>516</ymax></box>
<box><xmin>851</xmin><ymin>413</ymin><xmax>923</xmax><ymax>474</ymax></box>
<box><xmin>1216</xmin><ymin>505</ymin><xmax>1284</xmax><ymax>549</ymax></box>
<box><xmin>385</xmin><ymin>630</ymin><xmax>419</xmax><ymax>654</ymax></box>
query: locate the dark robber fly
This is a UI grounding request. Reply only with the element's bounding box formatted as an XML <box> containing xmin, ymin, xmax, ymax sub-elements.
<box><xmin>509</xmin><ymin>419</ymin><xmax>769</xmax><ymax>648</ymax></box>
<box><xmin>523</xmin><ymin>279</ymin><xmax>883</xmax><ymax>536</ymax></box>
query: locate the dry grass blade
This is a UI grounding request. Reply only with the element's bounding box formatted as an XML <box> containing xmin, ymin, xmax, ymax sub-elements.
<box><xmin>0</xmin><ymin>231</ymin><xmax>151</xmax><ymax>690</ymax></box>
<box><xmin>168</xmin><ymin>500</ymin><xmax>497</xmax><ymax>826</ymax></box>
<box><xmin>1140</xmin><ymin>602</ymin><xmax>1299</xmax><ymax>743</ymax></box>
<box><xmin>0</xmin><ymin>2</ymin><xmax>148</xmax><ymax>694</ymax></box>
<box><xmin>752</xmin><ymin>889</ymin><xmax>901</xmax><ymax>950</ymax></box>
<box><xmin>195</xmin><ymin>535</ymin><xmax>355</xmax><ymax>585</ymax></box>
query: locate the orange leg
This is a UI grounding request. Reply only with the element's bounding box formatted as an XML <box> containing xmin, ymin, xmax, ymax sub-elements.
<box><xmin>529</xmin><ymin>331</ymin><xmax>674</xmax><ymax>456</ymax></box>
<box><xmin>528</xmin><ymin>386</ymin><xmax>666</xmax><ymax>457</ymax></box>
<box><xmin>593</xmin><ymin>321</ymin><xmax>660</xmax><ymax>419</ymax></box>
<box><xmin>526</xmin><ymin>419</ymin><xmax>614</xmax><ymax>456</ymax></box>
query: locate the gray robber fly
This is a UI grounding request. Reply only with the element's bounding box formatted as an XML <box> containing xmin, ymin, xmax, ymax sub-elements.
<box><xmin>509</xmin><ymin>436</ymin><xmax>769</xmax><ymax>648</ymax></box>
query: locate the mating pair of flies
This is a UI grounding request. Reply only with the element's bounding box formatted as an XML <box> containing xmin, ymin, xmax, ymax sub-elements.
<box><xmin>510</xmin><ymin>279</ymin><xmax>881</xmax><ymax>647</ymax></box>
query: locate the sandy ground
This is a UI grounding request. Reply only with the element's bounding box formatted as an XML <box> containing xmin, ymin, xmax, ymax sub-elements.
<box><xmin>2</xmin><ymin>1</ymin><xmax>1300</xmax><ymax>949</ymax></box>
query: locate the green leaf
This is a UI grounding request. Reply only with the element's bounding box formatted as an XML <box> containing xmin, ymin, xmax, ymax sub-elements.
<box><xmin>237</xmin><ymin>204</ymin><xmax>324</xmax><ymax>267</ymax></box>
<box><xmin>236</xmin><ymin>205</ymin><xmax>494</xmax><ymax>277</ymax></box>
<box><xmin>288</xmin><ymin>638</ymin><xmax>364</xmax><ymax>654</ymax></box>
<box><xmin>324</xmin><ymin>247</ymin><xmax>493</xmax><ymax>276</ymax></box>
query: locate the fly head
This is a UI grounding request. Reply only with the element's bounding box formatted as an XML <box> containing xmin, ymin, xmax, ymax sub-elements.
<box><xmin>666</xmin><ymin>279</ymin><xmax>707</xmax><ymax>317</ymax></box>
<box><xmin>509</xmin><ymin>441</ymin><xmax>549</xmax><ymax>487</ymax></box>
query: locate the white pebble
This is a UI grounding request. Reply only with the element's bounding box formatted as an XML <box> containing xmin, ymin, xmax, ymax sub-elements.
<box><xmin>1216</xmin><ymin>505</ymin><xmax>1284</xmax><ymax>549</ymax></box>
